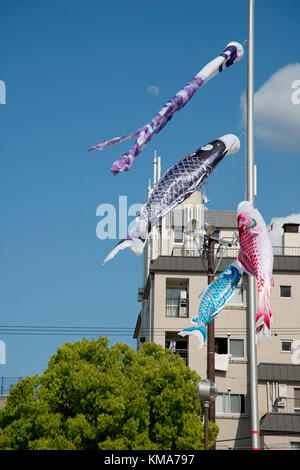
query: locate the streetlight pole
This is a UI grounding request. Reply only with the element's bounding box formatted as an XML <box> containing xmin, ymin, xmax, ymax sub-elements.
<box><xmin>247</xmin><ymin>0</ymin><xmax>260</xmax><ymax>451</ymax></box>
<box><xmin>203</xmin><ymin>402</ymin><xmax>209</xmax><ymax>450</ymax></box>
<box><xmin>196</xmin><ymin>380</ymin><xmax>218</xmax><ymax>451</ymax></box>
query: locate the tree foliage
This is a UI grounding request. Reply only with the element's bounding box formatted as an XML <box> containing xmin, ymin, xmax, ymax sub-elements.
<box><xmin>0</xmin><ymin>338</ymin><xmax>218</xmax><ymax>450</ymax></box>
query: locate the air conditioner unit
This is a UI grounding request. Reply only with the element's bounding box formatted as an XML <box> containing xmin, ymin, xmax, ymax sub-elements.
<box><xmin>276</xmin><ymin>398</ymin><xmax>285</xmax><ymax>408</ymax></box>
<box><xmin>180</xmin><ymin>290</ymin><xmax>187</xmax><ymax>299</ymax></box>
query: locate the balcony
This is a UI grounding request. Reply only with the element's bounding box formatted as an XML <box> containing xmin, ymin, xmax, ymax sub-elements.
<box><xmin>273</xmin><ymin>397</ymin><xmax>300</xmax><ymax>414</ymax></box>
<box><xmin>165</xmin><ymin>334</ymin><xmax>188</xmax><ymax>365</ymax></box>
<box><xmin>260</xmin><ymin>397</ymin><xmax>300</xmax><ymax>437</ymax></box>
<box><xmin>170</xmin><ymin>348</ymin><xmax>188</xmax><ymax>365</ymax></box>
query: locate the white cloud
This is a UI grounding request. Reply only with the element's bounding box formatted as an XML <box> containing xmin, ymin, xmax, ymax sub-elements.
<box><xmin>240</xmin><ymin>64</ymin><xmax>300</xmax><ymax>152</ymax></box>
<box><xmin>147</xmin><ymin>85</ymin><xmax>160</xmax><ymax>96</ymax></box>
<box><xmin>269</xmin><ymin>213</ymin><xmax>300</xmax><ymax>247</ymax></box>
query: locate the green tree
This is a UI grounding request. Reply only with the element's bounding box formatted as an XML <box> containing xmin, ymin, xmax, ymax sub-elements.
<box><xmin>0</xmin><ymin>338</ymin><xmax>218</xmax><ymax>450</ymax></box>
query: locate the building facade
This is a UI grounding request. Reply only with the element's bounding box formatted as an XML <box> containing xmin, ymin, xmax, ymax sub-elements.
<box><xmin>134</xmin><ymin>184</ymin><xmax>300</xmax><ymax>450</ymax></box>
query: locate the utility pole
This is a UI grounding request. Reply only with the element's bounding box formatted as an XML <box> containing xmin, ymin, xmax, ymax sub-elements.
<box><xmin>190</xmin><ymin>223</ymin><xmax>239</xmax><ymax>449</ymax></box>
<box><xmin>202</xmin><ymin>228</ymin><xmax>238</xmax><ymax>424</ymax></box>
<box><xmin>206</xmin><ymin>236</ymin><xmax>216</xmax><ymax>424</ymax></box>
<box><xmin>247</xmin><ymin>0</ymin><xmax>260</xmax><ymax>451</ymax></box>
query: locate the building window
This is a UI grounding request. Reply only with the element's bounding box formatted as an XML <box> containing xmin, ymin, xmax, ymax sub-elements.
<box><xmin>166</xmin><ymin>287</ymin><xmax>188</xmax><ymax>317</ymax></box>
<box><xmin>290</xmin><ymin>442</ymin><xmax>300</xmax><ymax>450</ymax></box>
<box><xmin>173</xmin><ymin>226</ymin><xmax>184</xmax><ymax>244</ymax></box>
<box><xmin>280</xmin><ymin>285</ymin><xmax>292</xmax><ymax>297</ymax></box>
<box><xmin>215</xmin><ymin>337</ymin><xmax>227</xmax><ymax>354</ymax></box>
<box><xmin>230</xmin><ymin>339</ymin><xmax>244</xmax><ymax>358</ymax></box>
<box><xmin>281</xmin><ymin>340</ymin><xmax>292</xmax><ymax>353</ymax></box>
<box><xmin>215</xmin><ymin>337</ymin><xmax>244</xmax><ymax>358</ymax></box>
<box><xmin>172</xmin><ymin>208</ymin><xmax>184</xmax><ymax>244</ymax></box>
<box><xmin>294</xmin><ymin>388</ymin><xmax>300</xmax><ymax>411</ymax></box>
<box><xmin>165</xmin><ymin>333</ymin><xmax>188</xmax><ymax>365</ymax></box>
<box><xmin>216</xmin><ymin>392</ymin><xmax>246</xmax><ymax>415</ymax></box>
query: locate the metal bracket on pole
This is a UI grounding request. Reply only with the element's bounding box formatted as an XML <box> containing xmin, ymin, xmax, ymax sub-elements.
<box><xmin>202</xmin><ymin>233</ymin><xmax>239</xmax><ymax>276</ymax></box>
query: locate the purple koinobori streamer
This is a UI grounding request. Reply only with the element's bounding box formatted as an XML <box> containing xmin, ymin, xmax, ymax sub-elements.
<box><xmin>88</xmin><ymin>41</ymin><xmax>244</xmax><ymax>175</ymax></box>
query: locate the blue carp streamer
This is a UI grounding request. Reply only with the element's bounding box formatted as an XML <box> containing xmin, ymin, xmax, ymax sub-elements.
<box><xmin>179</xmin><ymin>260</ymin><xmax>244</xmax><ymax>348</ymax></box>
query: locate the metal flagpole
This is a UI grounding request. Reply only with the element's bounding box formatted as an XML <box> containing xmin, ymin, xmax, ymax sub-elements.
<box><xmin>247</xmin><ymin>0</ymin><xmax>260</xmax><ymax>450</ymax></box>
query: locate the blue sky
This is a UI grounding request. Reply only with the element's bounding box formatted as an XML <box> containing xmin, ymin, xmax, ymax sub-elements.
<box><xmin>0</xmin><ymin>0</ymin><xmax>300</xmax><ymax>379</ymax></box>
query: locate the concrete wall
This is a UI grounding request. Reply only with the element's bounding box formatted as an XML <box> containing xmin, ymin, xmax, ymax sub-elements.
<box><xmin>257</xmin><ymin>272</ymin><xmax>300</xmax><ymax>364</ymax></box>
<box><xmin>260</xmin><ymin>434</ymin><xmax>300</xmax><ymax>450</ymax></box>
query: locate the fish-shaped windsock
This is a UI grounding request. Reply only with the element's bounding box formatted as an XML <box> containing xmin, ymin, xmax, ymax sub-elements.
<box><xmin>178</xmin><ymin>259</ymin><xmax>244</xmax><ymax>349</ymax></box>
<box><xmin>237</xmin><ymin>201</ymin><xmax>274</xmax><ymax>343</ymax></box>
<box><xmin>89</xmin><ymin>41</ymin><xmax>244</xmax><ymax>175</ymax></box>
<box><xmin>102</xmin><ymin>134</ymin><xmax>240</xmax><ymax>264</ymax></box>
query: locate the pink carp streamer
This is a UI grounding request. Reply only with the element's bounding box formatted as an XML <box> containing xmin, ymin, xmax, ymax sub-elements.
<box><xmin>88</xmin><ymin>41</ymin><xmax>244</xmax><ymax>175</ymax></box>
<box><xmin>237</xmin><ymin>201</ymin><xmax>274</xmax><ymax>343</ymax></box>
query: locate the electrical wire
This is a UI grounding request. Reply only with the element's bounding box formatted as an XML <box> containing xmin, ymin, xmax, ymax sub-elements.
<box><xmin>0</xmin><ymin>324</ymin><xmax>300</xmax><ymax>337</ymax></box>
<box><xmin>216</xmin><ymin>435</ymin><xmax>251</xmax><ymax>442</ymax></box>
<box><xmin>0</xmin><ymin>322</ymin><xmax>300</xmax><ymax>338</ymax></box>
<box><xmin>0</xmin><ymin>326</ymin><xmax>134</xmax><ymax>336</ymax></box>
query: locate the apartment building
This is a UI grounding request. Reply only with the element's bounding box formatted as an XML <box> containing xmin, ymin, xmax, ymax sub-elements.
<box><xmin>134</xmin><ymin>184</ymin><xmax>300</xmax><ymax>450</ymax></box>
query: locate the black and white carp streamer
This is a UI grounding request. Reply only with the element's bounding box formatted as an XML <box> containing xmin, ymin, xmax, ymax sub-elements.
<box><xmin>102</xmin><ymin>134</ymin><xmax>240</xmax><ymax>264</ymax></box>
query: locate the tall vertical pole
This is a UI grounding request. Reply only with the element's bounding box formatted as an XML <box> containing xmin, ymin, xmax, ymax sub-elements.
<box><xmin>207</xmin><ymin>237</ymin><xmax>215</xmax><ymax>424</ymax></box>
<box><xmin>204</xmin><ymin>403</ymin><xmax>209</xmax><ymax>450</ymax></box>
<box><xmin>247</xmin><ymin>0</ymin><xmax>260</xmax><ymax>450</ymax></box>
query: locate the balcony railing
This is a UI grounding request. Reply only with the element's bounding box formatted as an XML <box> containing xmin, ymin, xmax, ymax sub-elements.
<box><xmin>171</xmin><ymin>246</ymin><xmax>300</xmax><ymax>258</ymax></box>
<box><xmin>171</xmin><ymin>247</ymin><xmax>203</xmax><ymax>257</ymax></box>
<box><xmin>273</xmin><ymin>397</ymin><xmax>300</xmax><ymax>414</ymax></box>
<box><xmin>0</xmin><ymin>377</ymin><xmax>22</xmax><ymax>396</ymax></box>
<box><xmin>172</xmin><ymin>246</ymin><xmax>240</xmax><ymax>258</ymax></box>
<box><xmin>273</xmin><ymin>246</ymin><xmax>300</xmax><ymax>256</ymax></box>
<box><xmin>170</xmin><ymin>348</ymin><xmax>188</xmax><ymax>364</ymax></box>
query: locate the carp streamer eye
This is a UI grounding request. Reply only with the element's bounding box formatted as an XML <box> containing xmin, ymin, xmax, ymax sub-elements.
<box><xmin>200</xmin><ymin>144</ymin><xmax>213</xmax><ymax>151</ymax></box>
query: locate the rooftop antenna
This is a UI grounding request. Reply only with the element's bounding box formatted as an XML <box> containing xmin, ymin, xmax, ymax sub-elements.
<box><xmin>147</xmin><ymin>178</ymin><xmax>152</xmax><ymax>199</ymax></box>
<box><xmin>153</xmin><ymin>149</ymin><xmax>157</xmax><ymax>187</ymax></box>
<box><xmin>147</xmin><ymin>149</ymin><xmax>162</xmax><ymax>198</ymax></box>
<box><xmin>157</xmin><ymin>155</ymin><xmax>161</xmax><ymax>181</ymax></box>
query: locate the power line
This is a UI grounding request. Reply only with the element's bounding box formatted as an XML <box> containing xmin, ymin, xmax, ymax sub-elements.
<box><xmin>0</xmin><ymin>324</ymin><xmax>300</xmax><ymax>337</ymax></box>
<box><xmin>216</xmin><ymin>435</ymin><xmax>251</xmax><ymax>442</ymax></box>
<box><xmin>0</xmin><ymin>325</ymin><xmax>135</xmax><ymax>336</ymax></box>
